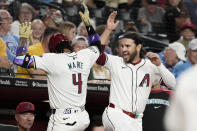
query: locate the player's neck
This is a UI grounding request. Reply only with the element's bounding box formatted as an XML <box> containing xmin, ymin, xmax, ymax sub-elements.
<box><xmin>131</xmin><ymin>57</ymin><xmax>141</xmax><ymax>65</ymax></box>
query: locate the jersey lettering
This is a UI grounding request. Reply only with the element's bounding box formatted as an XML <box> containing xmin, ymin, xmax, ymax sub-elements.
<box><xmin>68</xmin><ymin>61</ymin><xmax>83</xmax><ymax>70</ymax></box>
<box><xmin>72</xmin><ymin>73</ymin><xmax>82</xmax><ymax>94</ymax></box>
<box><xmin>139</xmin><ymin>74</ymin><xmax>150</xmax><ymax>87</ymax></box>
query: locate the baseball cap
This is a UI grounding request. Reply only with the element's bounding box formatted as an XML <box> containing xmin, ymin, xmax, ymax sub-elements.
<box><xmin>168</xmin><ymin>42</ymin><xmax>186</xmax><ymax>61</ymax></box>
<box><xmin>15</xmin><ymin>102</ymin><xmax>35</xmax><ymax>114</ymax></box>
<box><xmin>188</xmin><ymin>39</ymin><xmax>197</xmax><ymax>50</ymax></box>
<box><xmin>71</xmin><ymin>36</ymin><xmax>89</xmax><ymax>46</ymax></box>
<box><xmin>146</xmin><ymin>0</ymin><xmax>157</xmax><ymax>4</ymax></box>
<box><xmin>181</xmin><ymin>22</ymin><xmax>196</xmax><ymax>32</ymax></box>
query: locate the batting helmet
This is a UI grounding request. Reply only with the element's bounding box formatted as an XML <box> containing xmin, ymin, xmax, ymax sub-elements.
<box><xmin>48</xmin><ymin>33</ymin><xmax>71</xmax><ymax>53</ymax></box>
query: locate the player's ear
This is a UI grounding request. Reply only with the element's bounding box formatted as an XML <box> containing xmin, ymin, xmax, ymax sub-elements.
<box><xmin>136</xmin><ymin>44</ymin><xmax>142</xmax><ymax>52</ymax></box>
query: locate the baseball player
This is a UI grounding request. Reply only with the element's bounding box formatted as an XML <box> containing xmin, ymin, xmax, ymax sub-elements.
<box><xmin>13</xmin><ymin>4</ymin><xmax>102</xmax><ymax>131</ymax></box>
<box><xmin>97</xmin><ymin>31</ymin><xmax>176</xmax><ymax>130</ymax></box>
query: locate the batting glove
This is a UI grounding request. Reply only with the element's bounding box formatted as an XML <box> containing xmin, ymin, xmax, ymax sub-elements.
<box><xmin>19</xmin><ymin>22</ymin><xmax>31</xmax><ymax>39</ymax></box>
<box><xmin>79</xmin><ymin>3</ymin><xmax>90</xmax><ymax>26</ymax></box>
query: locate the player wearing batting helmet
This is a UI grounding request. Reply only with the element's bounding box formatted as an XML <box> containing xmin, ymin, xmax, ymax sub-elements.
<box><xmin>13</xmin><ymin>4</ymin><xmax>104</xmax><ymax>131</ymax></box>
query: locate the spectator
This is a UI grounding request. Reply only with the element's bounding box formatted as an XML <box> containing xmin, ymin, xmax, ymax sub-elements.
<box><xmin>164</xmin><ymin>7</ymin><xmax>188</xmax><ymax>42</ymax></box>
<box><xmin>41</xmin><ymin>8</ymin><xmax>63</xmax><ymax>28</ymax></box>
<box><xmin>137</xmin><ymin>0</ymin><xmax>165</xmax><ymax>34</ymax></box>
<box><xmin>158</xmin><ymin>42</ymin><xmax>186</xmax><ymax>74</ymax></box>
<box><xmin>71</xmin><ymin>35</ymin><xmax>89</xmax><ymax>52</ymax></box>
<box><xmin>174</xmin><ymin>39</ymin><xmax>197</xmax><ymax>78</ymax></box>
<box><xmin>178</xmin><ymin>22</ymin><xmax>196</xmax><ymax>48</ymax></box>
<box><xmin>0</xmin><ymin>9</ymin><xmax>19</xmax><ymax>62</ymax></box>
<box><xmin>15</xmin><ymin>102</ymin><xmax>35</xmax><ymax>131</ymax></box>
<box><xmin>16</xmin><ymin>27</ymin><xmax>60</xmax><ymax>79</ymax></box>
<box><xmin>165</xmin><ymin>0</ymin><xmax>190</xmax><ymax>22</ymax></box>
<box><xmin>0</xmin><ymin>38</ymin><xmax>13</xmax><ymax>76</ymax></box>
<box><xmin>29</xmin><ymin>19</ymin><xmax>45</xmax><ymax>46</ymax></box>
<box><xmin>59</xmin><ymin>21</ymin><xmax>76</xmax><ymax>41</ymax></box>
<box><xmin>184</xmin><ymin>0</ymin><xmax>197</xmax><ymax>27</ymax></box>
<box><xmin>10</xmin><ymin>3</ymin><xmax>35</xmax><ymax>38</ymax></box>
<box><xmin>71</xmin><ymin>35</ymin><xmax>94</xmax><ymax>81</ymax></box>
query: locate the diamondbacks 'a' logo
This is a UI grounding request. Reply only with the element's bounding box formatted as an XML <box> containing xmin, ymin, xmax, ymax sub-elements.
<box><xmin>139</xmin><ymin>74</ymin><xmax>150</xmax><ymax>87</ymax></box>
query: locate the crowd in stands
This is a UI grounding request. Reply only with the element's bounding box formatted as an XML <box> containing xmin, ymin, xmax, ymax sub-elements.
<box><xmin>0</xmin><ymin>0</ymin><xmax>197</xmax><ymax>130</ymax></box>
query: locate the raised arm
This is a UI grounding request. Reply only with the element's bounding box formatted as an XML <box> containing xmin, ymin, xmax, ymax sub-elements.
<box><xmin>16</xmin><ymin>22</ymin><xmax>31</xmax><ymax>56</ymax></box>
<box><xmin>146</xmin><ymin>52</ymin><xmax>176</xmax><ymax>89</ymax></box>
<box><xmin>100</xmin><ymin>11</ymin><xmax>119</xmax><ymax>45</ymax></box>
<box><xmin>79</xmin><ymin>4</ymin><xmax>102</xmax><ymax>54</ymax></box>
<box><xmin>13</xmin><ymin>22</ymin><xmax>35</xmax><ymax>68</ymax></box>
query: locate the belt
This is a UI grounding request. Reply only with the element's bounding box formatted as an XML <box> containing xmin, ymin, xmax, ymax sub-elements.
<box><xmin>109</xmin><ymin>103</ymin><xmax>137</xmax><ymax>118</ymax></box>
<box><xmin>52</xmin><ymin>106</ymin><xmax>85</xmax><ymax>114</ymax></box>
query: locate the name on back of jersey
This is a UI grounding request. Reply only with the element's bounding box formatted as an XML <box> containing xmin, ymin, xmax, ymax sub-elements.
<box><xmin>68</xmin><ymin>61</ymin><xmax>83</xmax><ymax>70</ymax></box>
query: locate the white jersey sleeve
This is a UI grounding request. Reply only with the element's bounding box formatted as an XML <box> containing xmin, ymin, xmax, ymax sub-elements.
<box><xmin>77</xmin><ymin>46</ymin><xmax>100</xmax><ymax>67</ymax></box>
<box><xmin>153</xmin><ymin>63</ymin><xmax>176</xmax><ymax>89</ymax></box>
<box><xmin>33</xmin><ymin>53</ymin><xmax>54</xmax><ymax>74</ymax></box>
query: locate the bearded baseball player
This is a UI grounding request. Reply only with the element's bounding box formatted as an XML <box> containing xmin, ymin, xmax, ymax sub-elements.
<box><xmin>13</xmin><ymin>4</ymin><xmax>103</xmax><ymax>131</ymax></box>
<box><xmin>97</xmin><ymin>31</ymin><xmax>176</xmax><ymax>130</ymax></box>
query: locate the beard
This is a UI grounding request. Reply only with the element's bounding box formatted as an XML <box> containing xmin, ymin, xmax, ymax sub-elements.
<box><xmin>128</xmin><ymin>49</ymin><xmax>137</xmax><ymax>63</ymax></box>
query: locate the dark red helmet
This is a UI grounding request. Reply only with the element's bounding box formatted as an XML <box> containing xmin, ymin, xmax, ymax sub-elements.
<box><xmin>48</xmin><ymin>33</ymin><xmax>69</xmax><ymax>53</ymax></box>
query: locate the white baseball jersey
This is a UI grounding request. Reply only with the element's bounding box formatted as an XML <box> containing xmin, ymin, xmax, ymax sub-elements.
<box><xmin>165</xmin><ymin>64</ymin><xmax>197</xmax><ymax>131</ymax></box>
<box><xmin>33</xmin><ymin>46</ymin><xmax>100</xmax><ymax>109</ymax></box>
<box><xmin>104</xmin><ymin>54</ymin><xmax>175</xmax><ymax>114</ymax></box>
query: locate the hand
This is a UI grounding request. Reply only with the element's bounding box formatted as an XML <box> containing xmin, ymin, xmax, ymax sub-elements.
<box><xmin>146</xmin><ymin>52</ymin><xmax>161</xmax><ymax>66</ymax></box>
<box><xmin>19</xmin><ymin>22</ymin><xmax>31</xmax><ymax>39</ymax></box>
<box><xmin>106</xmin><ymin>11</ymin><xmax>119</xmax><ymax>31</ymax></box>
<box><xmin>79</xmin><ymin>3</ymin><xmax>90</xmax><ymax>26</ymax></box>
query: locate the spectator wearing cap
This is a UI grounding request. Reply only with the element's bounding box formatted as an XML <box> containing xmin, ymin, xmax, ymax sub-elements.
<box><xmin>178</xmin><ymin>22</ymin><xmax>196</xmax><ymax>48</ymax></box>
<box><xmin>164</xmin><ymin>7</ymin><xmax>188</xmax><ymax>42</ymax></box>
<box><xmin>71</xmin><ymin>35</ymin><xmax>89</xmax><ymax>52</ymax></box>
<box><xmin>15</xmin><ymin>102</ymin><xmax>35</xmax><ymax>131</ymax></box>
<box><xmin>174</xmin><ymin>39</ymin><xmax>197</xmax><ymax>78</ymax></box>
<box><xmin>10</xmin><ymin>3</ymin><xmax>35</xmax><ymax>38</ymax></box>
<box><xmin>158</xmin><ymin>41</ymin><xmax>186</xmax><ymax>75</ymax></box>
<box><xmin>137</xmin><ymin>0</ymin><xmax>165</xmax><ymax>34</ymax></box>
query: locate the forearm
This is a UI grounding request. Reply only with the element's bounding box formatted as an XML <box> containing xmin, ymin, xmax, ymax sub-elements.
<box><xmin>100</xmin><ymin>28</ymin><xmax>112</xmax><ymax>45</ymax></box>
<box><xmin>86</xmin><ymin>25</ymin><xmax>102</xmax><ymax>53</ymax></box>
<box><xmin>157</xmin><ymin>64</ymin><xmax>176</xmax><ymax>89</ymax></box>
<box><xmin>13</xmin><ymin>54</ymin><xmax>34</xmax><ymax>68</ymax></box>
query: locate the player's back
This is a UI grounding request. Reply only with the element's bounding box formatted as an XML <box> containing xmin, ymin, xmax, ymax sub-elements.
<box><xmin>34</xmin><ymin>46</ymin><xmax>100</xmax><ymax>109</ymax></box>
